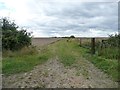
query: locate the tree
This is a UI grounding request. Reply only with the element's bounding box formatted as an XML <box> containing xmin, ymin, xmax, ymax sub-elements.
<box><xmin>1</xmin><ymin>17</ymin><xmax>31</xmax><ymax>51</ymax></box>
<box><xmin>70</xmin><ymin>35</ymin><xmax>75</xmax><ymax>38</ymax></box>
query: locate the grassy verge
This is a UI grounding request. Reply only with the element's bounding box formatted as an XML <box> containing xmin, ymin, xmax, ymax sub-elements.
<box><xmin>84</xmin><ymin>54</ymin><xmax>118</xmax><ymax>81</ymax></box>
<box><xmin>2</xmin><ymin>46</ymin><xmax>53</xmax><ymax>75</ymax></box>
<box><xmin>97</xmin><ymin>47</ymin><xmax>119</xmax><ymax>60</ymax></box>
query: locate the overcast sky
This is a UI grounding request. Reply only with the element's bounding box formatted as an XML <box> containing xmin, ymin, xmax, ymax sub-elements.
<box><xmin>0</xmin><ymin>0</ymin><xmax>118</xmax><ymax>37</ymax></box>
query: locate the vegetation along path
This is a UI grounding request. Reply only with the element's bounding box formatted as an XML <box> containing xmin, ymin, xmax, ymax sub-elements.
<box><xmin>2</xmin><ymin>39</ymin><xmax>118</xmax><ymax>88</ymax></box>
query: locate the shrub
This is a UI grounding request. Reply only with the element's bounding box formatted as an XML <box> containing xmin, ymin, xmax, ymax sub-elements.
<box><xmin>1</xmin><ymin>17</ymin><xmax>31</xmax><ymax>51</ymax></box>
<box><xmin>107</xmin><ymin>34</ymin><xmax>120</xmax><ymax>47</ymax></box>
<box><xmin>70</xmin><ymin>35</ymin><xmax>75</xmax><ymax>38</ymax></box>
<box><xmin>97</xmin><ymin>34</ymin><xmax>119</xmax><ymax>59</ymax></box>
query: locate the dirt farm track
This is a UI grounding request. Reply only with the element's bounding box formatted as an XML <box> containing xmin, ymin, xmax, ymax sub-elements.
<box><xmin>3</xmin><ymin>37</ymin><xmax>118</xmax><ymax>88</ymax></box>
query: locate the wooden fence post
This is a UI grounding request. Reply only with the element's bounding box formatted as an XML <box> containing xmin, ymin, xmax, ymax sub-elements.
<box><xmin>101</xmin><ymin>40</ymin><xmax>104</xmax><ymax>49</ymax></box>
<box><xmin>79</xmin><ymin>38</ymin><xmax>82</xmax><ymax>46</ymax></box>
<box><xmin>91</xmin><ymin>38</ymin><xmax>95</xmax><ymax>54</ymax></box>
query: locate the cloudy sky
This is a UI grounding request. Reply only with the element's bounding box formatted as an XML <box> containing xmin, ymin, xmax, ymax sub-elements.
<box><xmin>0</xmin><ymin>0</ymin><xmax>118</xmax><ymax>37</ymax></box>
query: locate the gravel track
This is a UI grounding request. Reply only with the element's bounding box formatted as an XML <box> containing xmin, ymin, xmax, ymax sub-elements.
<box><xmin>2</xmin><ymin>57</ymin><xmax>118</xmax><ymax>88</ymax></box>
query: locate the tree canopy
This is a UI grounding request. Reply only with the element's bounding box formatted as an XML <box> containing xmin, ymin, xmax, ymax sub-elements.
<box><xmin>70</xmin><ymin>35</ymin><xmax>75</xmax><ymax>38</ymax></box>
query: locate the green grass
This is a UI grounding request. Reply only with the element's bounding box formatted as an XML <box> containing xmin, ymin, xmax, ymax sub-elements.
<box><xmin>84</xmin><ymin>54</ymin><xmax>118</xmax><ymax>81</ymax></box>
<box><xmin>2</xmin><ymin>46</ymin><xmax>52</xmax><ymax>75</ymax></box>
<box><xmin>55</xmin><ymin>40</ymin><xmax>76</xmax><ymax>66</ymax></box>
<box><xmin>51</xmin><ymin>39</ymin><xmax>88</xmax><ymax>67</ymax></box>
<box><xmin>97</xmin><ymin>47</ymin><xmax>119</xmax><ymax>60</ymax></box>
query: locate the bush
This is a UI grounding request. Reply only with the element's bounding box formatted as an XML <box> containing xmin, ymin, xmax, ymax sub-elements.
<box><xmin>70</xmin><ymin>35</ymin><xmax>75</xmax><ymax>38</ymax></box>
<box><xmin>97</xmin><ymin>34</ymin><xmax>119</xmax><ymax>60</ymax></box>
<box><xmin>1</xmin><ymin>17</ymin><xmax>31</xmax><ymax>51</ymax></box>
<box><xmin>107</xmin><ymin>34</ymin><xmax>120</xmax><ymax>47</ymax></box>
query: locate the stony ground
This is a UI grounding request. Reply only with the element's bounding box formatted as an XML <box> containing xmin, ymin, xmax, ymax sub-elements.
<box><xmin>2</xmin><ymin>56</ymin><xmax>118</xmax><ymax>88</ymax></box>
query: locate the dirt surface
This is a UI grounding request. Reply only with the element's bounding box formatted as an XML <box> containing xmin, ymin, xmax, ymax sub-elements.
<box><xmin>32</xmin><ymin>38</ymin><xmax>61</xmax><ymax>47</ymax></box>
<box><xmin>2</xmin><ymin>56</ymin><xmax>118</xmax><ymax>88</ymax></box>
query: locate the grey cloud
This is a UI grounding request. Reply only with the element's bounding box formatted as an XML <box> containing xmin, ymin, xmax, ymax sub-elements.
<box><xmin>25</xmin><ymin>1</ymin><xmax>118</xmax><ymax>37</ymax></box>
<box><xmin>42</xmin><ymin>2</ymin><xmax>117</xmax><ymax>18</ymax></box>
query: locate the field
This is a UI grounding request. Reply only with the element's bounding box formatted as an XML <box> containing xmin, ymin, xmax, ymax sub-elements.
<box><xmin>31</xmin><ymin>38</ymin><xmax>61</xmax><ymax>47</ymax></box>
<box><xmin>2</xmin><ymin>38</ymin><xmax>118</xmax><ymax>88</ymax></box>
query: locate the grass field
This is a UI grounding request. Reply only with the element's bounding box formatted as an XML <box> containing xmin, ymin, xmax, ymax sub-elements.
<box><xmin>2</xmin><ymin>38</ymin><xmax>118</xmax><ymax>81</ymax></box>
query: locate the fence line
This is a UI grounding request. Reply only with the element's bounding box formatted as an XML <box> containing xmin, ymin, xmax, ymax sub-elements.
<box><xmin>78</xmin><ymin>38</ymin><xmax>109</xmax><ymax>55</ymax></box>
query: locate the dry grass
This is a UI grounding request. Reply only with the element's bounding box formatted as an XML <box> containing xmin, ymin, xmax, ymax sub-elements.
<box><xmin>2</xmin><ymin>46</ymin><xmax>38</xmax><ymax>57</ymax></box>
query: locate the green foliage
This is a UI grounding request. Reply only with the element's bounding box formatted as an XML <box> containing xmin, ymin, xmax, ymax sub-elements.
<box><xmin>97</xmin><ymin>34</ymin><xmax>119</xmax><ymax>60</ymax></box>
<box><xmin>107</xmin><ymin>34</ymin><xmax>120</xmax><ymax>47</ymax></box>
<box><xmin>79</xmin><ymin>34</ymin><xmax>119</xmax><ymax>60</ymax></box>
<box><xmin>70</xmin><ymin>35</ymin><xmax>75</xmax><ymax>38</ymax></box>
<box><xmin>1</xmin><ymin>17</ymin><xmax>31</xmax><ymax>51</ymax></box>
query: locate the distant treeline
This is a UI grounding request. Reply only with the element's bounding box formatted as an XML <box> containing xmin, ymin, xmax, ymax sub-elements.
<box><xmin>52</xmin><ymin>35</ymin><xmax>75</xmax><ymax>38</ymax></box>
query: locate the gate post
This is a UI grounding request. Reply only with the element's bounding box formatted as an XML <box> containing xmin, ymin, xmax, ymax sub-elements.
<box><xmin>91</xmin><ymin>38</ymin><xmax>95</xmax><ymax>54</ymax></box>
<box><xmin>79</xmin><ymin>38</ymin><xmax>82</xmax><ymax>46</ymax></box>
